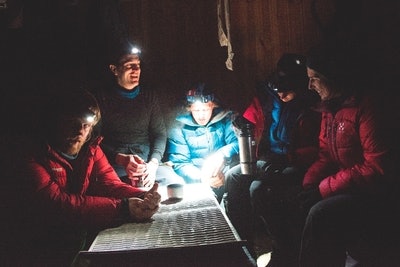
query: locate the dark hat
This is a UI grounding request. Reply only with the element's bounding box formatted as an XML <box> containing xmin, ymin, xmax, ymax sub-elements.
<box><xmin>108</xmin><ymin>39</ymin><xmax>141</xmax><ymax>65</ymax></box>
<box><xmin>306</xmin><ymin>45</ymin><xmax>338</xmax><ymax>81</ymax></box>
<box><xmin>51</xmin><ymin>90</ymin><xmax>101</xmax><ymax>126</ymax></box>
<box><xmin>272</xmin><ymin>53</ymin><xmax>308</xmax><ymax>93</ymax></box>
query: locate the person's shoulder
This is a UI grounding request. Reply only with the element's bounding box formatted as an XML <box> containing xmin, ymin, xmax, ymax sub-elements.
<box><xmin>138</xmin><ymin>85</ymin><xmax>162</xmax><ymax>100</ymax></box>
<box><xmin>175</xmin><ymin>113</ymin><xmax>194</xmax><ymax>125</ymax></box>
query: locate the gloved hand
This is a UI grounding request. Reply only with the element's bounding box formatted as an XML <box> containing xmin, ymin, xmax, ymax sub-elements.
<box><xmin>298</xmin><ymin>186</ymin><xmax>322</xmax><ymax>212</ymax></box>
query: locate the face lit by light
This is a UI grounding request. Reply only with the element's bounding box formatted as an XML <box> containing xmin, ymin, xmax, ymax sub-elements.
<box><xmin>190</xmin><ymin>102</ymin><xmax>214</xmax><ymax>126</ymax></box>
<box><xmin>57</xmin><ymin>117</ymin><xmax>94</xmax><ymax>156</ymax></box>
<box><xmin>277</xmin><ymin>91</ymin><xmax>296</xmax><ymax>102</ymax></box>
<box><xmin>307</xmin><ymin>68</ymin><xmax>339</xmax><ymax>101</ymax></box>
<box><xmin>110</xmin><ymin>54</ymin><xmax>141</xmax><ymax>90</ymax></box>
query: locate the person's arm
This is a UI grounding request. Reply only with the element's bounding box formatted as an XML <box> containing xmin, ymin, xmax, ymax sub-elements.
<box><xmin>127</xmin><ymin>183</ymin><xmax>161</xmax><ymax>222</ymax></box>
<box><xmin>291</xmin><ymin>110</ymin><xmax>321</xmax><ymax>167</ymax></box>
<box><xmin>148</xmin><ymin>93</ymin><xmax>167</xmax><ymax>162</ymax></box>
<box><xmin>167</xmin><ymin>126</ymin><xmax>202</xmax><ymax>182</ymax></box>
<box><xmin>219</xmin><ymin>113</ymin><xmax>240</xmax><ymax>158</ymax></box>
<box><xmin>24</xmin><ymin>143</ymin><xmax>155</xmax><ymax>228</ymax></box>
<box><xmin>243</xmin><ymin>97</ymin><xmax>265</xmax><ymax>144</ymax></box>
<box><xmin>302</xmin><ymin>112</ymin><xmax>337</xmax><ymax>190</ymax></box>
<box><xmin>318</xmin><ymin>98</ymin><xmax>389</xmax><ymax>198</ymax></box>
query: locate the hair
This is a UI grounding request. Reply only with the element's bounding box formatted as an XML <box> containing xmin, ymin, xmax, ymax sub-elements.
<box><xmin>306</xmin><ymin>44</ymin><xmax>362</xmax><ymax>95</ymax></box>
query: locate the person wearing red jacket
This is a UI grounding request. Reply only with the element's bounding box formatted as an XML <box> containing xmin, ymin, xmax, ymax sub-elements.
<box><xmin>298</xmin><ymin>45</ymin><xmax>398</xmax><ymax>267</ymax></box>
<box><xmin>3</xmin><ymin>89</ymin><xmax>161</xmax><ymax>267</ymax></box>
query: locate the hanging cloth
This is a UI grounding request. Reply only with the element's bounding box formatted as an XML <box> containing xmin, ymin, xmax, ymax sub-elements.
<box><xmin>217</xmin><ymin>0</ymin><xmax>234</xmax><ymax>71</ymax></box>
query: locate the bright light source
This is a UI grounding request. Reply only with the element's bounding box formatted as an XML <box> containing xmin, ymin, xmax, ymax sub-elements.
<box><xmin>131</xmin><ymin>47</ymin><xmax>141</xmax><ymax>54</ymax></box>
<box><xmin>85</xmin><ymin>114</ymin><xmax>96</xmax><ymax>123</ymax></box>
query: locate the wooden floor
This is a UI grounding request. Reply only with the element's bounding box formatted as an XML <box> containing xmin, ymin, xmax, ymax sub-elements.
<box><xmin>253</xmin><ymin>219</ymin><xmax>272</xmax><ymax>267</ymax></box>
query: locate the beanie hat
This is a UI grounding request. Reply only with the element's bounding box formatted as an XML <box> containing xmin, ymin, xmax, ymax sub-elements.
<box><xmin>108</xmin><ymin>39</ymin><xmax>141</xmax><ymax>65</ymax></box>
<box><xmin>306</xmin><ymin>45</ymin><xmax>339</xmax><ymax>81</ymax></box>
<box><xmin>271</xmin><ymin>53</ymin><xmax>308</xmax><ymax>93</ymax></box>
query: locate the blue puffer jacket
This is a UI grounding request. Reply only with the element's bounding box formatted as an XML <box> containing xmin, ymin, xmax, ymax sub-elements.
<box><xmin>167</xmin><ymin>108</ymin><xmax>239</xmax><ymax>183</ymax></box>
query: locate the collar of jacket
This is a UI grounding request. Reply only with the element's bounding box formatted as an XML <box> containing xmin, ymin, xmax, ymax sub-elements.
<box><xmin>314</xmin><ymin>94</ymin><xmax>361</xmax><ymax>114</ymax></box>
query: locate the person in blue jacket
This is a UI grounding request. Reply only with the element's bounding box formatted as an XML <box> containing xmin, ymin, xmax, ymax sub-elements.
<box><xmin>166</xmin><ymin>82</ymin><xmax>239</xmax><ymax>203</ymax></box>
<box><xmin>225</xmin><ymin>53</ymin><xmax>321</xmax><ymax>264</ymax></box>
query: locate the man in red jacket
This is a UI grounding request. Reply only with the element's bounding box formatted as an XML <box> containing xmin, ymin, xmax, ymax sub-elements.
<box><xmin>3</xmin><ymin>89</ymin><xmax>161</xmax><ymax>267</ymax></box>
<box><xmin>298</xmin><ymin>45</ymin><xmax>399</xmax><ymax>267</ymax></box>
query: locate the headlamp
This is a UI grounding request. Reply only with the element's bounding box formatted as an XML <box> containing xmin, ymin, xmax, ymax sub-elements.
<box><xmin>130</xmin><ymin>46</ymin><xmax>141</xmax><ymax>55</ymax></box>
<box><xmin>85</xmin><ymin>113</ymin><xmax>96</xmax><ymax>124</ymax></box>
<box><xmin>186</xmin><ymin>94</ymin><xmax>214</xmax><ymax>104</ymax></box>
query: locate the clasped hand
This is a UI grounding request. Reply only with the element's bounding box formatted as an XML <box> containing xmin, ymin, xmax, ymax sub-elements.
<box><xmin>121</xmin><ymin>154</ymin><xmax>157</xmax><ymax>187</ymax></box>
<box><xmin>128</xmin><ymin>183</ymin><xmax>161</xmax><ymax>221</ymax></box>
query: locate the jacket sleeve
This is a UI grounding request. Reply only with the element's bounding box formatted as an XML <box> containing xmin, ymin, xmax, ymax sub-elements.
<box><xmin>217</xmin><ymin>115</ymin><xmax>239</xmax><ymax>158</ymax></box>
<box><xmin>167</xmin><ymin>125</ymin><xmax>202</xmax><ymax>182</ymax></box>
<box><xmin>243</xmin><ymin>96</ymin><xmax>264</xmax><ymax>144</ymax></box>
<box><xmin>24</xmin><ymin>145</ymin><xmax>145</xmax><ymax>229</ymax></box>
<box><xmin>291</xmin><ymin>110</ymin><xmax>321</xmax><ymax>167</ymax></box>
<box><xmin>148</xmin><ymin>92</ymin><xmax>167</xmax><ymax>162</ymax></box>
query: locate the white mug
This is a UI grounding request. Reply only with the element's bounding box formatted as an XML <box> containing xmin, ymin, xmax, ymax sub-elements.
<box><xmin>167</xmin><ymin>183</ymin><xmax>184</xmax><ymax>199</ymax></box>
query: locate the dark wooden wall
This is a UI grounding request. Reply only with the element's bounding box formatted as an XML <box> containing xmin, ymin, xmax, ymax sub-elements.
<box><xmin>118</xmin><ymin>0</ymin><xmax>336</xmax><ymax>112</ymax></box>
<box><xmin>1</xmin><ymin>0</ymin><xmax>399</xmax><ymax>133</ymax></box>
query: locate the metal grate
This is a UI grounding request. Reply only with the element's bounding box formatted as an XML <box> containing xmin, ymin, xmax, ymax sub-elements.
<box><xmin>89</xmin><ymin>193</ymin><xmax>243</xmax><ymax>252</ymax></box>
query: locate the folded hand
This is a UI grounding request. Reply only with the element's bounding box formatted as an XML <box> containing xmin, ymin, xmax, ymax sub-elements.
<box><xmin>128</xmin><ymin>183</ymin><xmax>161</xmax><ymax>221</ymax></box>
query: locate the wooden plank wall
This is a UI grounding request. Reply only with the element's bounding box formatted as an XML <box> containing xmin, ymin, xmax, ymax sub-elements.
<box><xmin>3</xmin><ymin>0</ymin><xmax>398</xmax><ymax>120</ymax></box>
<box><xmin>120</xmin><ymin>0</ymin><xmax>336</xmax><ymax>113</ymax></box>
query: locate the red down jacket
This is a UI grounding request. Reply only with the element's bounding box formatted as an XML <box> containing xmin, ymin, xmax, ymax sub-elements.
<box><xmin>303</xmin><ymin>94</ymin><xmax>392</xmax><ymax>198</ymax></box>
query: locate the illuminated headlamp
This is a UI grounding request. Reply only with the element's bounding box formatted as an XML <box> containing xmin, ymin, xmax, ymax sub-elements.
<box><xmin>130</xmin><ymin>46</ymin><xmax>141</xmax><ymax>55</ymax></box>
<box><xmin>185</xmin><ymin>83</ymin><xmax>215</xmax><ymax>104</ymax></box>
<box><xmin>84</xmin><ymin>113</ymin><xmax>97</xmax><ymax>124</ymax></box>
<box><xmin>186</xmin><ymin>94</ymin><xmax>214</xmax><ymax>104</ymax></box>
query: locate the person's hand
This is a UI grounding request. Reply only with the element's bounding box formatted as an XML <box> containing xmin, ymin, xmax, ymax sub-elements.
<box><xmin>141</xmin><ymin>159</ymin><xmax>158</xmax><ymax>188</ymax></box>
<box><xmin>128</xmin><ymin>183</ymin><xmax>161</xmax><ymax>221</ymax></box>
<box><xmin>297</xmin><ymin>186</ymin><xmax>322</xmax><ymax>212</ymax></box>
<box><xmin>201</xmin><ymin>152</ymin><xmax>225</xmax><ymax>178</ymax></box>
<box><xmin>115</xmin><ymin>154</ymin><xmax>147</xmax><ymax>180</ymax></box>
<box><xmin>208</xmin><ymin>171</ymin><xmax>225</xmax><ymax>188</ymax></box>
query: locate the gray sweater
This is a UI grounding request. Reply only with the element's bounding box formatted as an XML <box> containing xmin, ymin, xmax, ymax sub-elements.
<box><xmin>95</xmin><ymin>84</ymin><xmax>167</xmax><ymax>164</ymax></box>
